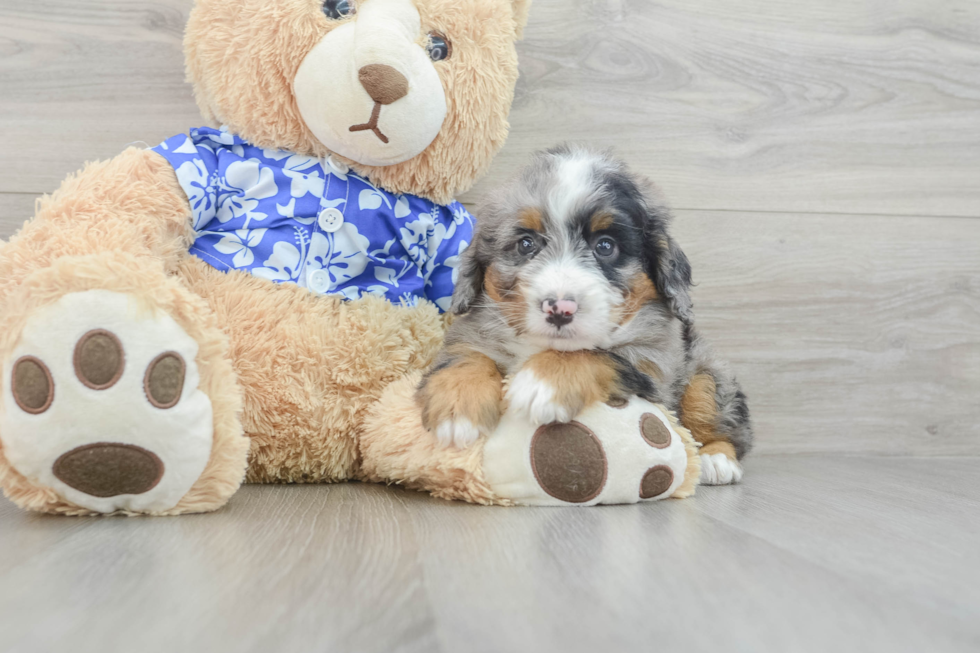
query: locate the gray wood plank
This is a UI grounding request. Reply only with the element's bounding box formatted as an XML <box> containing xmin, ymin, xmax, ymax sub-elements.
<box><xmin>0</xmin><ymin>0</ymin><xmax>200</xmax><ymax>194</ymax></box>
<box><xmin>0</xmin><ymin>455</ymin><xmax>977</xmax><ymax>653</ymax></box>
<box><xmin>0</xmin><ymin>485</ymin><xmax>439</xmax><ymax>653</ymax></box>
<box><xmin>692</xmin><ymin>455</ymin><xmax>980</xmax><ymax>623</ymax></box>
<box><xmin>0</xmin><ymin>193</ymin><xmax>35</xmax><ymax>240</ymax></box>
<box><xmin>672</xmin><ymin>210</ymin><xmax>980</xmax><ymax>456</ymax></box>
<box><xmin>1</xmin><ymin>0</ymin><xmax>979</xmax><ymax>217</ymax></box>
<box><xmin>466</xmin><ymin>0</ymin><xmax>980</xmax><ymax>216</ymax></box>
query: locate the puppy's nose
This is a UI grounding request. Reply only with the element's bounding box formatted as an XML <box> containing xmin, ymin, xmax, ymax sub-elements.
<box><xmin>358</xmin><ymin>64</ymin><xmax>409</xmax><ymax>105</ymax></box>
<box><xmin>543</xmin><ymin>298</ymin><xmax>578</xmax><ymax>327</ymax></box>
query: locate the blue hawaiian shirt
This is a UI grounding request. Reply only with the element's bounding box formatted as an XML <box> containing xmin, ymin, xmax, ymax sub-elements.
<box><xmin>152</xmin><ymin>126</ymin><xmax>474</xmax><ymax>312</ymax></box>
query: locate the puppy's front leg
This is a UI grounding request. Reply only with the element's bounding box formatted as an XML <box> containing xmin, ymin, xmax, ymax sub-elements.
<box><xmin>506</xmin><ymin>350</ymin><xmax>643</xmax><ymax>425</ymax></box>
<box><xmin>417</xmin><ymin>346</ymin><xmax>505</xmax><ymax>449</ymax></box>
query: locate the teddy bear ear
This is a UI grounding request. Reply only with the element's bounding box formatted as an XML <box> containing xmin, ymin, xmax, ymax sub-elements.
<box><xmin>512</xmin><ymin>0</ymin><xmax>532</xmax><ymax>40</ymax></box>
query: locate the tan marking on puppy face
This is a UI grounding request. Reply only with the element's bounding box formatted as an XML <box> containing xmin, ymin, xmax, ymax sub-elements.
<box><xmin>699</xmin><ymin>440</ymin><xmax>737</xmax><ymax>460</ymax></box>
<box><xmin>617</xmin><ymin>272</ymin><xmax>659</xmax><ymax>325</ymax></box>
<box><xmin>680</xmin><ymin>373</ymin><xmax>726</xmax><ymax>446</ymax></box>
<box><xmin>589</xmin><ymin>211</ymin><xmax>614</xmax><ymax>232</ymax></box>
<box><xmin>523</xmin><ymin>350</ymin><xmax>620</xmax><ymax>417</ymax></box>
<box><xmin>518</xmin><ymin>207</ymin><xmax>543</xmax><ymax>231</ymax></box>
<box><xmin>418</xmin><ymin>348</ymin><xmax>504</xmax><ymax>432</ymax></box>
<box><xmin>484</xmin><ymin>263</ymin><xmax>526</xmax><ymax>330</ymax></box>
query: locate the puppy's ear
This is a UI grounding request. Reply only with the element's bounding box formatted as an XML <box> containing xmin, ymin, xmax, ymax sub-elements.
<box><xmin>450</xmin><ymin>236</ymin><xmax>485</xmax><ymax>315</ymax></box>
<box><xmin>642</xmin><ymin>204</ymin><xmax>694</xmax><ymax>325</ymax></box>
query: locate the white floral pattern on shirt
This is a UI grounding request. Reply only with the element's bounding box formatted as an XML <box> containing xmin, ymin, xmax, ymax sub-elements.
<box><xmin>153</xmin><ymin>126</ymin><xmax>474</xmax><ymax>311</ymax></box>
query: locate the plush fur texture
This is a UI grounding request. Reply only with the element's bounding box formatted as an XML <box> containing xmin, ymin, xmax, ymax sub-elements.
<box><xmin>419</xmin><ymin>146</ymin><xmax>753</xmax><ymax>475</ymax></box>
<box><xmin>0</xmin><ymin>253</ymin><xmax>248</xmax><ymax>516</ymax></box>
<box><xmin>179</xmin><ymin>257</ymin><xmax>446</xmax><ymax>484</ymax></box>
<box><xmin>0</xmin><ymin>148</ymin><xmax>193</xmax><ymax>300</ymax></box>
<box><xmin>0</xmin><ymin>0</ymin><xmax>530</xmax><ymax>513</ymax></box>
<box><xmin>186</xmin><ymin>0</ymin><xmax>527</xmax><ymax>204</ymax></box>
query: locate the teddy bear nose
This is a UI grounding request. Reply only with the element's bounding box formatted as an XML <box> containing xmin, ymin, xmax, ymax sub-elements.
<box><xmin>358</xmin><ymin>64</ymin><xmax>409</xmax><ymax>105</ymax></box>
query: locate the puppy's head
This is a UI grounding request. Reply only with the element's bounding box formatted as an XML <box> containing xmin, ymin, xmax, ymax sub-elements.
<box><xmin>454</xmin><ymin>145</ymin><xmax>692</xmax><ymax>351</ymax></box>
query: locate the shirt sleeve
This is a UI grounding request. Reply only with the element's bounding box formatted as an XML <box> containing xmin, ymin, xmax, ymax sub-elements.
<box><xmin>425</xmin><ymin>201</ymin><xmax>476</xmax><ymax>312</ymax></box>
<box><xmin>150</xmin><ymin>133</ymin><xmax>219</xmax><ymax>231</ymax></box>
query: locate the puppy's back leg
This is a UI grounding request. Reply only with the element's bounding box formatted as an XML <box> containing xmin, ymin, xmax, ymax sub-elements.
<box><xmin>679</xmin><ymin>370</ymin><xmax>752</xmax><ymax>485</ymax></box>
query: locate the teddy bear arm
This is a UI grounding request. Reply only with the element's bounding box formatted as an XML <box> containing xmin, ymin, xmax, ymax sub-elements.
<box><xmin>0</xmin><ymin>148</ymin><xmax>194</xmax><ymax>302</ymax></box>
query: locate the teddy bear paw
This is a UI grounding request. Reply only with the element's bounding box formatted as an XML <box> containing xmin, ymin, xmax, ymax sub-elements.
<box><xmin>483</xmin><ymin>400</ymin><xmax>692</xmax><ymax>505</ymax></box>
<box><xmin>1</xmin><ymin>290</ymin><xmax>215</xmax><ymax>513</ymax></box>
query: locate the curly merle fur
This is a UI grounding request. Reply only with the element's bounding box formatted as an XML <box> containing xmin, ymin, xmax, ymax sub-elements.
<box><xmin>425</xmin><ymin>145</ymin><xmax>753</xmax><ymax>460</ymax></box>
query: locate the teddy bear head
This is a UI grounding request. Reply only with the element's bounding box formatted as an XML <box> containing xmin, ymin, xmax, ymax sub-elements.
<box><xmin>185</xmin><ymin>0</ymin><xmax>531</xmax><ymax>204</ymax></box>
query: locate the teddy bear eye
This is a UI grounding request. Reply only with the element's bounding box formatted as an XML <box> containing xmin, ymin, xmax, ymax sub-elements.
<box><xmin>322</xmin><ymin>0</ymin><xmax>354</xmax><ymax>19</ymax></box>
<box><xmin>426</xmin><ymin>32</ymin><xmax>452</xmax><ymax>61</ymax></box>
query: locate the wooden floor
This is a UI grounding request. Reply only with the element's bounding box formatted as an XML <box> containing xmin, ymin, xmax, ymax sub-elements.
<box><xmin>1</xmin><ymin>0</ymin><xmax>979</xmax><ymax>651</ymax></box>
<box><xmin>0</xmin><ymin>455</ymin><xmax>978</xmax><ymax>653</ymax></box>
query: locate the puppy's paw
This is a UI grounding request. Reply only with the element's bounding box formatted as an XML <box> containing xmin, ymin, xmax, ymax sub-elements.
<box><xmin>434</xmin><ymin>418</ymin><xmax>482</xmax><ymax>449</ymax></box>
<box><xmin>506</xmin><ymin>369</ymin><xmax>574</xmax><ymax>425</ymax></box>
<box><xmin>699</xmin><ymin>452</ymin><xmax>744</xmax><ymax>485</ymax></box>
<box><xmin>418</xmin><ymin>353</ymin><xmax>503</xmax><ymax>449</ymax></box>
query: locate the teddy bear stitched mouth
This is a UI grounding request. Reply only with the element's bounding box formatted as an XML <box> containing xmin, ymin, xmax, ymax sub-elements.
<box><xmin>349</xmin><ymin>102</ymin><xmax>390</xmax><ymax>144</ymax></box>
<box><xmin>348</xmin><ymin>64</ymin><xmax>410</xmax><ymax>144</ymax></box>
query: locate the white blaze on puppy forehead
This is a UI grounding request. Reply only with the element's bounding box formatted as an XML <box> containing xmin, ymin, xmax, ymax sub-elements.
<box><xmin>546</xmin><ymin>151</ymin><xmax>605</xmax><ymax>223</ymax></box>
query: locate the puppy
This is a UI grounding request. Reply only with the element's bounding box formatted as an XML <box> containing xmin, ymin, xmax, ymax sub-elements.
<box><xmin>416</xmin><ymin>145</ymin><xmax>752</xmax><ymax>485</ymax></box>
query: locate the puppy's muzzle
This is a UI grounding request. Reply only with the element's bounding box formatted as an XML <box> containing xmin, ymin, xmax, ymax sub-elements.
<box><xmin>543</xmin><ymin>298</ymin><xmax>578</xmax><ymax>327</ymax></box>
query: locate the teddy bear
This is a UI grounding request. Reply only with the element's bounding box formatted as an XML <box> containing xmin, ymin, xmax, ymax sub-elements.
<box><xmin>0</xmin><ymin>0</ymin><xmax>699</xmax><ymax>515</ymax></box>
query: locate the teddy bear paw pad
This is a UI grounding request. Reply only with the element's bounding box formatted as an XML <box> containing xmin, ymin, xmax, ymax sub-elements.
<box><xmin>483</xmin><ymin>398</ymin><xmax>691</xmax><ymax>506</ymax></box>
<box><xmin>1</xmin><ymin>290</ymin><xmax>214</xmax><ymax>513</ymax></box>
<box><xmin>530</xmin><ymin>422</ymin><xmax>607</xmax><ymax>503</ymax></box>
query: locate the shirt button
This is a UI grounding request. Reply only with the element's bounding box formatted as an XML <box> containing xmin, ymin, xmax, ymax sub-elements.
<box><xmin>326</xmin><ymin>155</ymin><xmax>349</xmax><ymax>175</ymax></box>
<box><xmin>318</xmin><ymin>208</ymin><xmax>344</xmax><ymax>233</ymax></box>
<box><xmin>308</xmin><ymin>269</ymin><xmax>330</xmax><ymax>293</ymax></box>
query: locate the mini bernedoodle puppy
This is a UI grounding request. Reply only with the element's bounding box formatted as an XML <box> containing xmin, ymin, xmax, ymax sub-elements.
<box><xmin>416</xmin><ymin>145</ymin><xmax>753</xmax><ymax>485</ymax></box>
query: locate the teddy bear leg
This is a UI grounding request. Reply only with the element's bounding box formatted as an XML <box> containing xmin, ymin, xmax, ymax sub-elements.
<box><xmin>361</xmin><ymin>376</ymin><xmax>701</xmax><ymax>506</ymax></box>
<box><xmin>179</xmin><ymin>256</ymin><xmax>450</xmax><ymax>486</ymax></box>
<box><xmin>0</xmin><ymin>252</ymin><xmax>248</xmax><ymax>515</ymax></box>
<box><xmin>360</xmin><ymin>373</ymin><xmax>509</xmax><ymax>505</ymax></box>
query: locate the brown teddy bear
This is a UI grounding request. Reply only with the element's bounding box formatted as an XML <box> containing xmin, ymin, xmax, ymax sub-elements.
<box><xmin>0</xmin><ymin>0</ymin><xmax>699</xmax><ymax>515</ymax></box>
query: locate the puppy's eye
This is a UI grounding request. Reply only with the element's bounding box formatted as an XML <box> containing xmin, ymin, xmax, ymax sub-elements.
<box><xmin>594</xmin><ymin>237</ymin><xmax>618</xmax><ymax>259</ymax></box>
<box><xmin>322</xmin><ymin>0</ymin><xmax>354</xmax><ymax>19</ymax></box>
<box><xmin>517</xmin><ymin>236</ymin><xmax>537</xmax><ymax>256</ymax></box>
<box><xmin>426</xmin><ymin>32</ymin><xmax>452</xmax><ymax>61</ymax></box>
